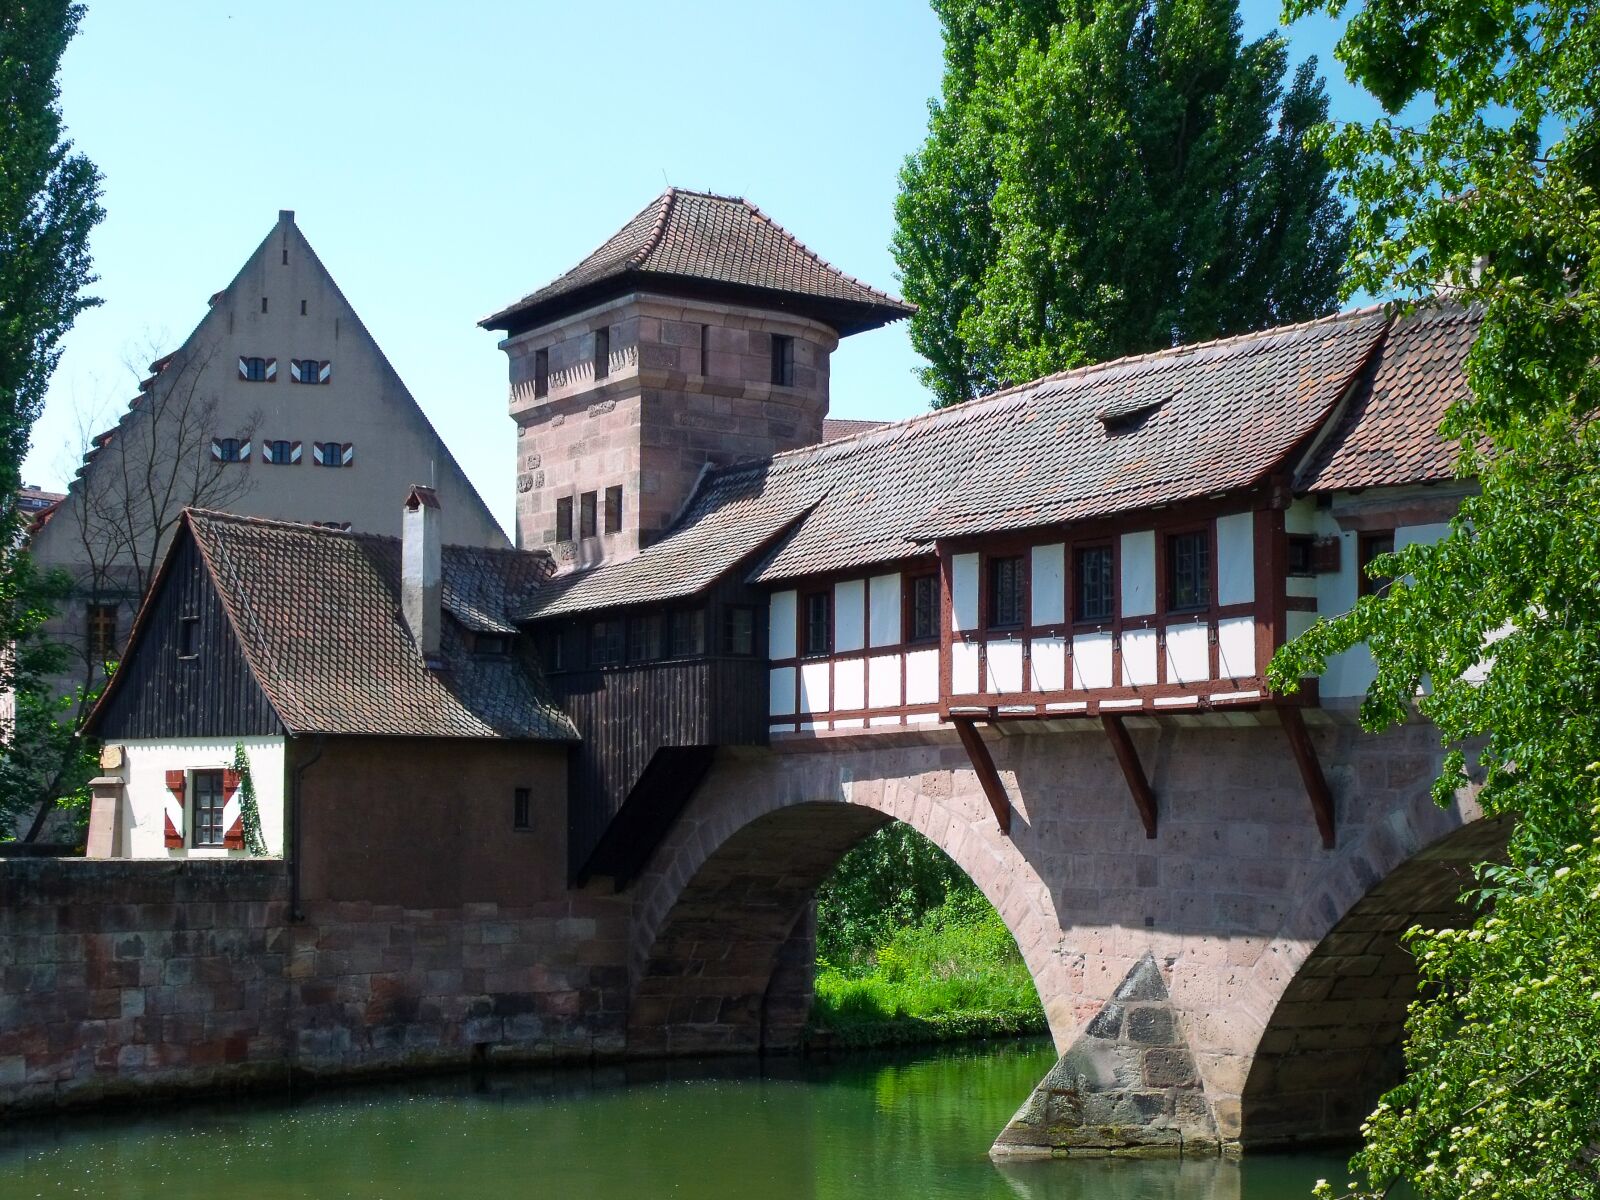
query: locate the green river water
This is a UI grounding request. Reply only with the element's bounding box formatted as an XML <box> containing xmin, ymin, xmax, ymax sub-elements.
<box><xmin>2</xmin><ymin>1039</ymin><xmax>1353</xmax><ymax>1199</ymax></box>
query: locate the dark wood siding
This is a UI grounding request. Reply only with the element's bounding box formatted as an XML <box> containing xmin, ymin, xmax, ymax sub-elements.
<box><xmin>92</xmin><ymin>532</ymin><xmax>282</xmax><ymax>739</ymax></box>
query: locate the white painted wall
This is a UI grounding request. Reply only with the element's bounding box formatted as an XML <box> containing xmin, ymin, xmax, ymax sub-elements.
<box><xmin>868</xmin><ymin>654</ymin><xmax>901</xmax><ymax>708</ymax></box>
<box><xmin>986</xmin><ymin>639</ymin><xmax>1024</xmax><ymax>693</ymax></box>
<box><xmin>799</xmin><ymin>662</ymin><xmax>830</xmax><ymax>713</ymax></box>
<box><xmin>1120</xmin><ymin>531</ymin><xmax>1156</xmax><ymax>617</ymax></box>
<box><xmin>868</xmin><ymin>574</ymin><xmax>901</xmax><ymax>647</ymax></box>
<box><xmin>1031</xmin><ymin>543</ymin><xmax>1065</xmax><ymax>625</ymax></box>
<box><xmin>769</xmin><ymin>590</ymin><xmax>797</xmax><ymax>660</ymax></box>
<box><xmin>834</xmin><ymin>657</ymin><xmax>866</xmax><ymax>710</ymax></box>
<box><xmin>1216</xmin><ymin>512</ymin><xmax>1254</xmax><ymax>606</ymax></box>
<box><xmin>1073</xmin><ymin>632</ymin><xmax>1114</xmax><ymax>689</ymax></box>
<box><xmin>118</xmin><ymin>736</ymin><xmax>286</xmax><ymax>858</ymax></box>
<box><xmin>834</xmin><ymin>580</ymin><xmax>866</xmax><ymax>654</ymax></box>
<box><xmin>1030</xmin><ymin>636</ymin><xmax>1066</xmax><ymax>691</ymax></box>
<box><xmin>1123</xmin><ymin>627</ymin><xmax>1158</xmax><ymax>687</ymax></box>
<box><xmin>952</xmin><ymin>641</ymin><xmax>980</xmax><ymax>694</ymax></box>
<box><xmin>1217</xmin><ymin>616</ymin><xmax>1256</xmax><ymax>679</ymax></box>
<box><xmin>905</xmin><ymin>649</ymin><xmax>939</xmax><ymax>705</ymax></box>
<box><xmin>1166</xmin><ymin>621</ymin><xmax>1210</xmax><ymax>684</ymax></box>
<box><xmin>769</xmin><ymin>666</ymin><xmax>796</xmax><ymax>716</ymax></box>
<box><xmin>952</xmin><ymin>553</ymin><xmax>979</xmax><ymax>631</ymax></box>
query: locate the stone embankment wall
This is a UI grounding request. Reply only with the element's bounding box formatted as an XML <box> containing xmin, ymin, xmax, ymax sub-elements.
<box><xmin>0</xmin><ymin>859</ymin><xmax>631</xmax><ymax>1112</ymax></box>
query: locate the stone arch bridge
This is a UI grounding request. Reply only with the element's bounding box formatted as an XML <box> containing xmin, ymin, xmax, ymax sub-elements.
<box><xmin>624</xmin><ymin>710</ymin><xmax>1493</xmax><ymax>1156</ymax></box>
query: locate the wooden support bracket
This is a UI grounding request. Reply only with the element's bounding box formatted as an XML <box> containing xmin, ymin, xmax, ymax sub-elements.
<box><xmin>1279</xmin><ymin>704</ymin><xmax>1335</xmax><ymax>849</ymax></box>
<box><xmin>953</xmin><ymin>718</ymin><xmax>1011</xmax><ymax>834</ymax></box>
<box><xmin>1100</xmin><ymin>715</ymin><xmax>1158</xmax><ymax>839</ymax></box>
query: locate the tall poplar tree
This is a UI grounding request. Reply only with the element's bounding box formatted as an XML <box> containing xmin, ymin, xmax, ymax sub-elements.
<box><xmin>893</xmin><ymin>0</ymin><xmax>1350</xmax><ymax>406</ymax></box>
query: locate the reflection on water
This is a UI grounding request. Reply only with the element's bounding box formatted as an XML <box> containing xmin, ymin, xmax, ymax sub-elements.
<box><xmin>2</xmin><ymin>1040</ymin><xmax>1347</xmax><ymax>1199</ymax></box>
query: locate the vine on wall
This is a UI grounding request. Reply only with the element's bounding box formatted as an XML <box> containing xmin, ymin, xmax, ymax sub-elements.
<box><xmin>231</xmin><ymin>741</ymin><xmax>269</xmax><ymax>857</ymax></box>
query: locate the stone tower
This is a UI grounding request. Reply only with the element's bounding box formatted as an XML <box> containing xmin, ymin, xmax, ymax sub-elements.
<box><xmin>480</xmin><ymin>189</ymin><xmax>912</xmax><ymax>567</ymax></box>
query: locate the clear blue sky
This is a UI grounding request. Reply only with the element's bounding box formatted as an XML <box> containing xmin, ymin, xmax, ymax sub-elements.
<box><xmin>28</xmin><ymin>0</ymin><xmax>1375</xmax><ymax>534</ymax></box>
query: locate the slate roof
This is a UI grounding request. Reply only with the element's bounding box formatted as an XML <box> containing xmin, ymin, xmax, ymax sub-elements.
<box><xmin>480</xmin><ymin>189</ymin><xmax>914</xmax><ymax>337</ymax></box>
<box><xmin>821</xmin><ymin>418</ymin><xmax>888</xmax><ymax>441</ymax></box>
<box><xmin>520</xmin><ymin>308</ymin><xmax>1396</xmax><ymax>620</ymax></box>
<box><xmin>1295</xmin><ymin>305</ymin><xmax>1477</xmax><ymax>491</ymax></box>
<box><xmin>125</xmin><ymin>510</ymin><xmax>575</xmax><ymax>739</ymax></box>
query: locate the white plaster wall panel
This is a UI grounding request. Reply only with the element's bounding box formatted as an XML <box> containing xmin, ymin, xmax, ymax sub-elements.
<box><xmin>1311</xmin><ymin>518</ymin><xmax>1375</xmax><ymax>697</ymax></box>
<box><xmin>868</xmin><ymin>574</ymin><xmax>901</xmax><ymax>648</ymax></box>
<box><xmin>906</xmin><ymin>712</ymin><xmax>939</xmax><ymax>724</ymax></box>
<box><xmin>986</xmin><ymin>639</ymin><xmax>1025</xmax><ymax>694</ymax></box>
<box><xmin>1030</xmin><ymin>543</ymin><xmax>1065</xmax><ymax>625</ymax></box>
<box><xmin>120</xmin><ymin>736</ymin><xmax>286</xmax><ymax>859</ymax></box>
<box><xmin>1165</xmin><ymin>621</ymin><xmax>1211</xmax><ymax>684</ymax></box>
<box><xmin>869</xmin><ymin>716</ymin><xmax>902</xmax><ymax>727</ymax></box>
<box><xmin>1123</xmin><ymin>627</ymin><xmax>1158</xmax><ymax>687</ymax></box>
<box><xmin>1073</xmin><ymin>632</ymin><xmax>1114</xmax><ymax>689</ymax></box>
<box><xmin>1285</xmin><ymin>498</ymin><xmax>1318</xmax><ymax>535</ymax></box>
<box><xmin>1120</xmin><ymin>531</ymin><xmax>1156</xmax><ymax>617</ymax></box>
<box><xmin>867</xmin><ymin>654</ymin><xmax>902</xmax><ymax>708</ymax></box>
<box><xmin>905</xmin><ymin>648</ymin><xmax>940</xmax><ymax>704</ymax></box>
<box><xmin>833</xmin><ymin>657</ymin><xmax>866</xmax><ymax>712</ymax></box>
<box><xmin>834</xmin><ymin>580</ymin><xmax>866</xmax><ymax>654</ymax></box>
<box><xmin>799</xmin><ymin>662</ymin><xmax>830</xmax><ymax>713</ymax></box>
<box><xmin>1216</xmin><ymin>512</ymin><xmax>1255</xmax><ymax>606</ymax></box>
<box><xmin>1030</xmin><ymin>637</ymin><xmax>1066</xmax><ymax>692</ymax></box>
<box><xmin>769</xmin><ymin>666</ymin><xmax>796</xmax><ymax>716</ymax></box>
<box><xmin>1398</xmin><ymin>522</ymin><xmax>1451</xmax><ymax>551</ymax></box>
<box><xmin>1216</xmin><ymin>617</ymin><xmax>1257</xmax><ymax>679</ymax></box>
<box><xmin>952</xmin><ymin>642</ymin><xmax>981</xmax><ymax>694</ymax></box>
<box><xmin>769</xmin><ymin>590</ymin><xmax>797</xmax><ymax>660</ymax></box>
<box><xmin>1287</xmin><ymin>575</ymin><xmax>1319</xmax><ymax>598</ymax></box>
<box><xmin>952</xmin><ymin>553</ymin><xmax>979</xmax><ymax>631</ymax></box>
<box><xmin>833</xmin><ymin>718</ymin><xmax>865</xmax><ymax>729</ymax></box>
<box><xmin>1287</xmin><ymin>610</ymin><xmax>1317</xmax><ymax>641</ymax></box>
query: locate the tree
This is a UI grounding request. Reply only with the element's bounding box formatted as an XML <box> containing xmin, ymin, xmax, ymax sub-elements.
<box><xmin>1266</xmin><ymin>0</ymin><xmax>1600</xmax><ymax>1193</ymax></box>
<box><xmin>892</xmin><ymin>0</ymin><xmax>1351</xmax><ymax>406</ymax></box>
<box><xmin>0</xmin><ymin>1</ymin><xmax>103</xmax><ymax>838</ymax></box>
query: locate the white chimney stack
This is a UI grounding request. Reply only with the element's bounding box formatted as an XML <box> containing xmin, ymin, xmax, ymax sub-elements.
<box><xmin>402</xmin><ymin>485</ymin><xmax>442</xmax><ymax>666</ymax></box>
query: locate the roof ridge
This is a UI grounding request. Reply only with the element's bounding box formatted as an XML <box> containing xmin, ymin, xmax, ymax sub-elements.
<box><xmin>626</xmin><ymin>188</ymin><xmax>679</xmax><ymax>270</ymax></box>
<box><xmin>184</xmin><ymin>506</ymin><xmax>554</xmax><ymax>564</ymax></box>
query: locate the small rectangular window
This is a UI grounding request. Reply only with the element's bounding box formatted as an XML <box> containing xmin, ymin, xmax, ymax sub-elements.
<box><xmin>628</xmin><ymin>613</ymin><xmax>664</xmax><ymax>663</ymax></box>
<box><xmin>771</xmin><ymin>334</ymin><xmax>794</xmax><ymax>386</ymax></box>
<box><xmin>1287</xmin><ymin>534</ymin><xmax>1316</xmax><ymax>576</ymax></box>
<box><xmin>1167</xmin><ymin>531</ymin><xmax>1211</xmax><ymax>613</ymax></box>
<box><xmin>212</xmin><ymin>437</ymin><xmax>246</xmax><ymax>463</ymax></box>
<box><xmin>604</xmin><ymin>485</ymin><xmax>623</xmax><ymax>534</ymax></box>
<box><xmin>579</xmin><ymin>491</ymin><xmax>597</xmax><ymax>539</ymax></box>
<box><xmin>474</xmin><ymin>633</ymin><xmax>510</xmax><ymax>657</ymax></box>
<box><xmin>594</xmin><ymin>327</ymin><xmax>610</xmax><ymax>380</ymax></box>
<box><xmin>513</xmin><ymin>788</ymin><xmax>532</xmax><ymax>831</ymax></box>
<box><xmin>1359</xmin><ymin>531</ymin><xmax>1396</xmax><ymax>597</ymax></box>
<box><xmin>803</xmin><ymin>591</ymin><xmax>831</xmax><ymax>656</ymax></box>
<box><xmin>987</xmin><ymin>555</ymin><xmax>1024</xmax><ymax>629</ymax></box>
<box><xmin>669</xmin><ymin>610</ymin><xmax>704</xmax><ymax>658</ymax></box>
<box><xmin>263</xmin><ymin>439</ymin><xmax>299</xmax><ymax>465</ymax></box>
<box><xmin>192</xmin><ymin>769</ymin><xmax>226</xmax><ymax>847</ymax></box>
<box><xmin>314</xmin><ymin>441</ymin><xmax>349</xmax><ymax>468</ymax></box>
<box><xmin>700</xmin><ymin>324</ymin><xmax>711</xmax><ymax>376</ymax></box>
<box><xmin>178</xmin><ymin>615</ymin><xmax>200</xmax><ymax>658</ymax></box>
<box><xmin>723</xmin><ymin>607</ymin><xmax>756</xmax><ymax>656</ymax></box>
<box><xmin>590</xmin><ymin>620</ymin><xmax>623</xmax><ymax>667</ymax></box>
<box><xmin>908</xmin><ymin>574</ymin><xmax>939</xmax><ymax>643</ymax></box>
<box><xmin>239</xmin><ymin>356</ymin><xmax>273</xmax><ymax>382</ymax></box>
<box><xmin>533</xmin><ymin>348</ymin><xmax>549</xmax><ymax>398</ymax></box>
<box><xmin>1075</xmin><ymin>545</ymin><xmax>1114</xmax><ymax>622</ymax></box>
<box><xmin>87</xmin><ymin>603</ymin><xmax>118</xmax><ymax>660</ymax></box>
<box><xmin>291</xmin><ymin>358</ymin><xmax>329</xmax><ymax>385</ymax></box>
<box><xmin>555</xmin><ymin>496</ymin><xmax>573</xmax><ymax>542</ymax></box>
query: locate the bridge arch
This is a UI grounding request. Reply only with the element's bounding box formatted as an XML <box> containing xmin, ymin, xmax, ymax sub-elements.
<box><xmin>626</xmin><ymin>741</ymin><xmax>1072</xmax><ymax>1058</ymax></box>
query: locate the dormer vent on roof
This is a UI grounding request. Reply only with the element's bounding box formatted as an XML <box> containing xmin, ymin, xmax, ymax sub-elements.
<box><xmin>1097</xmin><ymin>394</ymin><xmax>1173</xmax><ymax>435</ymax></box>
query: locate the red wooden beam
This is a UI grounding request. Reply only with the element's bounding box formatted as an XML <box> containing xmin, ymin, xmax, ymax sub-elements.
<box><xmin>953</xmin><ymin>718</ymin><xmax>1011</xmax><ymax>834</ymax></box>
<box><xmin>1100</xmin><ymin>714</ymin><xmax>1158</xmax><ymax>839</ymax></box>
<box><xmin>1279</xmin><ymin>704</ymin><xmax>1335</xmax><ymax>849</ymax></box>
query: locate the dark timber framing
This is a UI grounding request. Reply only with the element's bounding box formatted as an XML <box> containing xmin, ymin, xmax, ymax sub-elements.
<box><xmin>1101</xmin><ymin>714</ymin><xmax>1158</xmax><ymax>838</ymax></box>
<box><xmin>1279</xmin><ymin>703</ymin><xmax>1336</xmax><ymax>849</ymax></box>
<box><xmin>953</xmin><ymin>717</ymin><xmax>1011</xmax><ymax>833</ymax></box>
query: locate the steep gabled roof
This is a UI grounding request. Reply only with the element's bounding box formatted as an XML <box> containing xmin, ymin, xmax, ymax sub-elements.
<box><xmin>91</xmin><ymin>511</ymin><xmax>575</xmax><ymax>740</ymax></box>
<box><xmin>519</xmin><ymin>307</ymin><xmax>1393</xmax><ymax>620</ymax></box>
<box><xmin>480</xmin><ymin>189</ymin><xmax>914</xmax><ymax>337</ymax></box>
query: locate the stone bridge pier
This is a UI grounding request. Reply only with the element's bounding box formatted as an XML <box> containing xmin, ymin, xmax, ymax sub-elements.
<box><xmin>625</xmin><ymin>710</ymin><xmax>1490</xmax><ymax>1155</ymax></box>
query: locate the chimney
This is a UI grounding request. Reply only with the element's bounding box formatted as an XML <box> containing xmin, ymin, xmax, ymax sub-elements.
<box><xmin>402</xmin><ymin>485</ymin><xmax>442</xmax><ymax>666</ymax></box>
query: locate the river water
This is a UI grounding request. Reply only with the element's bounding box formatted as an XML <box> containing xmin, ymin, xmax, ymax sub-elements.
<box><xmin>3</xmin><ymin>1039</ymin><xmax>1351</xmax><ymax>1199</ymax></box>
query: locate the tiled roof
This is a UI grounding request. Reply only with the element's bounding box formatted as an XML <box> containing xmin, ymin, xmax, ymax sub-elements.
<box><xmin>520</xmin><ymin>308</ymin><xmax>1393</xmax><ymax>619</ymax></box>
<box><xmin>182</xmin><ymin>511</ymin><xmax>575</xmax><ymax>739</ymax></box>
<box><xmin>1295</xmin><ymin>306</ymin><xmax>1476</xmax><ymax>491</ymax></box>
<box><xmin>480</xmin><ymin>189</ymin><xmax>914</xmax><ymax>336</ymax></box>
<box><xmin>821</xmin><ymin>418</ymin><xmax>888</xmax><ymax>441</ymax></box>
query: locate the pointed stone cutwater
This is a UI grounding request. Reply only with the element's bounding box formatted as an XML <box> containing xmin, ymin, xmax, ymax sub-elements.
<box><xmin>991</xmin><ymin>953</ymin><xmax>1220</xmax><ymax>1159</ymax></box>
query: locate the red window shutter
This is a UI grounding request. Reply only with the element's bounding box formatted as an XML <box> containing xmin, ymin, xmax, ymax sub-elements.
<box><xmin>163</xmin><ymin>770</ymin><xmax>186</xmax><ymax>848</ymax></box>
<box><xmin>221</xmin><ymin>769</ymin><xmax>244</xmax><ymax>849</ymax></box>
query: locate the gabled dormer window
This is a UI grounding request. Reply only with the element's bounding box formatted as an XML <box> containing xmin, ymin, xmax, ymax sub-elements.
<box><xmin>290</xmin><ymin>358</ymin><xmax>331</xmax><ymax>385</ymax></box>
<box><xmin>238</xmin><ymin>356</ymin><xmax>276</xmax><ymax>382</ymax></box>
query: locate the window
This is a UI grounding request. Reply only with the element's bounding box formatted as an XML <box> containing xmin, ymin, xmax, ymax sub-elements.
<box><xmin>987</xmin><ymin>555</ymin><xmax>1024</xmax><ymax>629</ymax></box>
<box><xmin>513</xmin><ymin>788</ymin><xmax>532</xmax><ymax>831</ymax></box>
<box><xmin>211</xmin><ymin>437</ymin><xmax>246</xmax><ymax>463</ymax></box>
<box><xmin>1287</xmin><ymin>535</ymin><xmax>1316</xmax><ymax>576</ymax></box>
<box><xmin>238</xmin><ymin>356</ymin><xmax>274</xmax><ymax>382</ymax></box>
<box><xmin>178</xmin><ymin>615</ymin><xmax>200</xmax><ymax>659</ymax></box>
<box><xmin>548</xmin><ymin>626</ymin><xmax>578</xmax><ymax>672</ymax></box>
<box><xmin>533</xmin><ymin>348</ymin><xmax>549</xmax><ymax>398</ymax></box>
<box><xmin>700</xmin><ymin>324</ymin><xmax>711</xmax><ymax>376</ymax></box>
<box><xmin>803</xmin><ymin>591</ymin><xmax>831</xmax><ymax>656</ymax></box>
<box><xmin>669</xmin><ymin>610</ymin><xmax>704</xmax><ymax>658</ymax></box>
<box><xmin>604</xmin><ymin>485</ymin><xmax>623</xmax><ymax>534</ymax></box>
<box><xmin>771</xmin><ymin>334</ymin><xmax>794</xmax><ymax>386</ymax></box>
<box><xmin>723</xmin><ymin>606</ymin><xmax>756</xmax><ymax>656</ymax></box>
<box><xmin>628</xmin><ymin>613</ymin><xmax>664</xmax><ymax>663</ymax></box>
<box><xmin>474</xmin><ymin>633</ymin><xmax>510</xmax><ymax>657</ymax></box>
<box><xmin>1075</xmin><ymin>544</ymin><xmax>1114</xmax><ymax>622</ymax></box>
<box><xmin>291</xmin><ymin>358</ymin><xmax>329</xmax><ymax>385</ymax></box>
<box><xmin>261</xmin><ymin>297</ymin><xmax>269</xmax><ymax>314</ymax></box>
<box><xmin>86</xmin><ymin>603</ymin><xmax>118</xmax><ymax>660</ymax></box>
<box><xmin>908</xmin><ymin>574</ymin><xmax>939</xmax><ymax>643</ymax></box>
<box><xmin>191</xmin><ymin>770</ymin><xmax>226</xmax><ymax>848</ymax></box>
<box><xmin>1166</xmin><ymin>531</ymin><xmax>1210</xmax><ymax>613</ymax></box>
<box><xmin>579</xmin><ymin>491</ymin><xmax>597</xmax><ymax>539</ymax></box>
<box><xmin>555</xmin><ymin>496</ymin><xmax>573</xmax><ymax>542</ymax></box>
<box><xmin>590</xmin><ymin>620</ymin><xmax>624</xmax><ymax>667</ymax></box>
<box><xmin>594</xmin><ymin>327</ymin><xmax>610</xmax><ymax>380</ymax></box>
<box><xmin>263</xmin><ymin>439</ymin><xmax>299</xmax><ymax>465</ymax></box>
<box><xmin>1359</xmin><ymin>531</ymin><xmax>1396</xmax><ymax>596</ymax></box>
<box><xmin>313</xmin><ymin>441</ymin><xmax>350</xmax><ymax>468</ymax></box>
